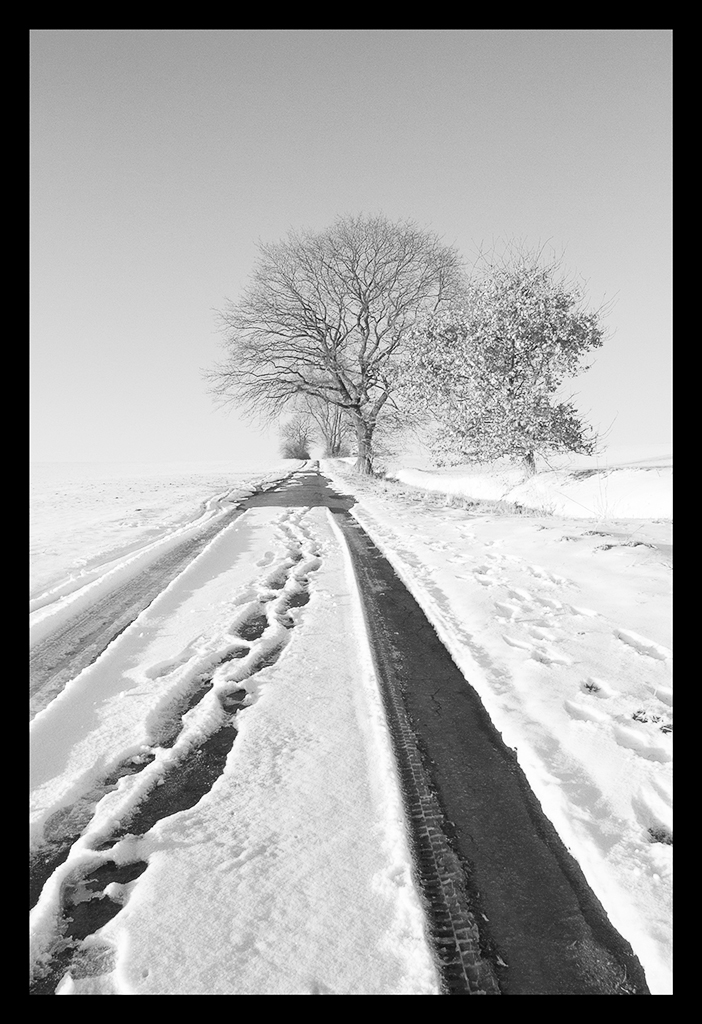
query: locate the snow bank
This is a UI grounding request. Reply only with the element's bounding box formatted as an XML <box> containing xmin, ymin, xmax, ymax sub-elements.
<box><xmin>382</xmin><ymin>445</ymin><xmax>672</xmax><ymax>519</ymax></box>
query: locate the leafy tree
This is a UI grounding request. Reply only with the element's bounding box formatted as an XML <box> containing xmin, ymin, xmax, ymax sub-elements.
<box><xmin>405</xmin><ymin>246</ymin><xmax>607</xmax><ymax>474</ymax></box>
<box><xmin>279</xmin><ymin>413</ymin><xmax>315</xmax><ymax>460</ymax></box>
<box><xmin>207</xmin><ymin>214</ymin><xmax>465</xmax><ymax>474</ymax></box>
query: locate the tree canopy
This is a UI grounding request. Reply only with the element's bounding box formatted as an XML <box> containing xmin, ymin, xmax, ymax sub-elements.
<box><xmin>207</xmin><ymin>214</ymin><xmax>465</xmax><ymax>473</ymax></box>
<box><xmin>405</xmin><ymin>246</ymin><xmax>607</xmax><ymax>472</ymax></box>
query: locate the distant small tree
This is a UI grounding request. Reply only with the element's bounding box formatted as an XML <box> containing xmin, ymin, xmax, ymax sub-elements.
<box><xmin>279</xmin><ymin>414</ymin><xmax>315</xmax><ymax>460</ymax></box>
<box><xmin>405</xmin><ymin>245</ymin><xmax>607</xmax><ymax>474</ymax></box>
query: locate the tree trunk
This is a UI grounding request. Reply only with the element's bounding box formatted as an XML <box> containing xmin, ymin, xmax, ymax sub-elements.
<box><xmin>354</xmin><ymin>416</ymin><xmax>374</xmax><ymax>475</ymax></box>
<box><xmin>328</xmin><ymin>408</ymin><xmax>345</xmax><ymax>457</ymax></box>
<box><xmin>523</xmin><ymin>451</ymin><xmax>537</xmax><ymax>476</ymax></box>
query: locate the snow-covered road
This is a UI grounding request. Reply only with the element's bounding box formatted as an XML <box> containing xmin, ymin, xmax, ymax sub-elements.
<box><xmin>30</xmin><ymin>456</ymin><xmax>672</xmax><ymax>995</ymax></box>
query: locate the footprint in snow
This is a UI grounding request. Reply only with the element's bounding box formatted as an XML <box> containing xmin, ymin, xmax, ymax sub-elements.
<box><xmin>531</xmin><ymin>647</ymin><xmax>572</xmax><ymax>666</ymax></box>
<box><xmin>502</xmin><ymin>634</ymin><xmax>572</xmax><ymax>665</ymax></box>
<box><xmin>631</xmin><ymin>778</ymin><xmax>673</xmax><ymax>846</ymax></box>
<box><xmin>233</xmin><ymin>610</ymin><xmax>269</xmax><ymax>643</ymax></box>
<box><xmin>502</xmin><ymin>634</ymin><xmax>533</xmax><ymax>652</ymax></box>
<box><xmin>474</xmin><ymin>564</ymin><xmax>497</xmax><ymax>582</ymax></box>
<box><xmin>651</xmin><ymin>686</ymin><xmax>673</xmax><ymax>707</ymax></box>
<box><xmin>613</xmin><ymin>723</ymin><xmax>672</xmax><ymax>763</ymax></box>
<box><xmin>525</xmin><ymin>564</ymin><xmax>569</xmax><ymax>586</ymax></box>
<box><xmin>494</xmin><ymin>601</ymin><xmax>521</xmax><ymax>619</ymax></box>
<box><xmin>528</xmin><ymin>625</ymin><xmax>556</xmax><ymax>642</ymax></box>
<box><xmin>533</xmin><ymin>595</ymin><xmax>563</xmax><ymax>611</ymax></box>
<box><xmin>580</xmin><ymin>677</ymin><xmax>618</xmax><ymax>698</ymax></box>
<box><xmin>615</xmin><ymin>628</ymin><xmax>671</xmax><ymax>662</ymax></box>
<box><xmin>564</xmin><ymin>699</ymin><xmax>610</xmax><ymax>724</ymax></box>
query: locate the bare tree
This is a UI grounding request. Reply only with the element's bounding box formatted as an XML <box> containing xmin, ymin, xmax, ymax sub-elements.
<box><xmin>298</xmin><ymin>395</ymin><xmax>355</xmax><ymax>457</ymax></box>
<box><xmin>207</xmin><ymin>214</ymin><xmax>465</xmax><ymax>474</ymax></box>
<box><xmin>279</xmin><ymin>413</ymin><xmax>316</xmax><ymax>460</ymax></box>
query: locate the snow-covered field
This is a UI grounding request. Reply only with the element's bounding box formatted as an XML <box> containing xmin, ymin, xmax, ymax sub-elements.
<box><xmin>29</xmin><ymin>448</ymin><xmax>672</xmax><ymax>994</ymax></box>
<box><xmin>30</xmin><ymin>460</ymin><xmax>297</xmax><ymax>603</ymax></box>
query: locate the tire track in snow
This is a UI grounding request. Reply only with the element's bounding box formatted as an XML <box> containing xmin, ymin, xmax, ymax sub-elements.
<box><xmin>29</xmin><ymin>474</ymin><xmax>300</xmax><ymax>722</ymax></box>
<box><xmin>29</xmin><ymin>508</ymin><xmax>322</xmax><ymax>995</ymax></box>
<box><xmin>29</xmin><ymin>513</ymin><xmax>246</xmax><ymax>721</ymax></box>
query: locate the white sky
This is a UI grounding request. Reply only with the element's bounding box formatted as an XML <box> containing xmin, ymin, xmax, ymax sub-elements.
<box><xmin>30</xmin><ymin>29</ymin><xmax>672</xmax><ymax>464</ymax></box>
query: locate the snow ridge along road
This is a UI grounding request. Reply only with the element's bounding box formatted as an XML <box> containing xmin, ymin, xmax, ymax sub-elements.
<box><xmin>30</xmin><ymin>466</ymin><xmax>651</xmax><ymax>994</ymax></box>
